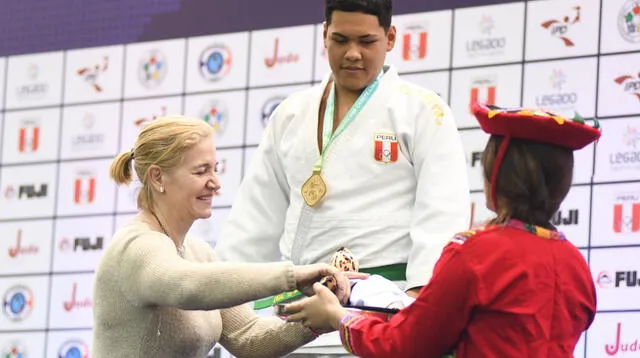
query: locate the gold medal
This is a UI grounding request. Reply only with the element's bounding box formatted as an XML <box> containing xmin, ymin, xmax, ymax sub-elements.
<box><xmin>301</xmin><ymin>171</ymin><xmax>327</xmax><ymax>207</ymax></box>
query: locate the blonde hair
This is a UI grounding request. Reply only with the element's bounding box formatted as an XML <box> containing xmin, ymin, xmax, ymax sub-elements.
<box><xmin>110</xmin><ymin>116</ymin><xmax>214</xmax><ymax>211</ymax></box>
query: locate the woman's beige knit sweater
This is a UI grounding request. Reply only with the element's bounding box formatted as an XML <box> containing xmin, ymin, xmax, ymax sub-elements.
<box><xmin>92</xmin><ymin>221</ymin><xmax>315</xmax><ymax>357</ymax></box>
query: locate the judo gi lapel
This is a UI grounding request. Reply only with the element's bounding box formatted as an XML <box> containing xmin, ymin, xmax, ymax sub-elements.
<box><xmin>290</xmin><ymin>67</ymin><xmax>397</xmax><ymax>262</ymax></box>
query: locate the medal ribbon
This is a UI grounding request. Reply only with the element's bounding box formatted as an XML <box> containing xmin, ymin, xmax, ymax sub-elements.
<box><xmin>313</xmin><ymin>70</ymin><xmax>384</xmax><ymax>173</ymax></box>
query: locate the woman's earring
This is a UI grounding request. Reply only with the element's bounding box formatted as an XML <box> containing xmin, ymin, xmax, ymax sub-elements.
<box><xmin>159</xmin><ymin>186</ymin><xmax>164</xmax><ymax>193</ymax></box>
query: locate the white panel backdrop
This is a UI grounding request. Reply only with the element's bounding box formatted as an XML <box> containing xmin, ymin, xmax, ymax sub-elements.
<box><xmin>1</xmin><ymin>0</ymin><xmax>639</xmax><ymax>357</ymax></box>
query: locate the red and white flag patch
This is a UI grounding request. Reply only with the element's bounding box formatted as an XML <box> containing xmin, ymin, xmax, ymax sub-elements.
<box><xmin>373</xmin><ymin>132</ymin><xmax>399</xmax><ymax>163</ymax></box>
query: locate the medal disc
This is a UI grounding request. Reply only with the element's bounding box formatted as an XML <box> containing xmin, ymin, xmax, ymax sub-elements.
<box><xmin>301</xmin><ymin>172</ymin><xmax>327</xmax><ymax>207</ymax></box>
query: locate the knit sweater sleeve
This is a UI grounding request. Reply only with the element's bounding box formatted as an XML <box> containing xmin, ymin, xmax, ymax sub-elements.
<box><xmin>117</xmin><ymin>229</ymin><xmax>297</xmax><ymax>310</ymax></box>
<box><xmin>219</xmin><ymin>303</ymin><xmax>316</xmax><ymax>357</ymax></box>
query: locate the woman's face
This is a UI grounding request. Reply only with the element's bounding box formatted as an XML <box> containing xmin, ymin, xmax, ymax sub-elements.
<box><xmin>161</xmin><ymin>135</ymin><xmax>221</xmax><ymax>221</ymax></box>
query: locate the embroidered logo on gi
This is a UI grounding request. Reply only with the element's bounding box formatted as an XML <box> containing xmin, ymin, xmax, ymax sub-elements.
<box><xmin>373</xmin><ymin>132</ymin><xmax>399</xmax><ymax>163</ymax></box>
<box><xmin>398</xmin><ymin>85</ymin><xmax>445</xmax><ymax>125</ymax></box>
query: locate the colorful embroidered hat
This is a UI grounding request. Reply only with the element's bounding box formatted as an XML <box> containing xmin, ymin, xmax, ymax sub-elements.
<box><xmin>470</xmin><ymin>101</ymin><xmax>602</xmax><ymax>206</ymax></box>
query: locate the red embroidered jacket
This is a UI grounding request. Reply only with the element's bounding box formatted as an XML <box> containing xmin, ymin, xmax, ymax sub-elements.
<box><xmin>339</xmin><ymin>220</ymin><xmax>597</xmax><ymax>358</ymax></box>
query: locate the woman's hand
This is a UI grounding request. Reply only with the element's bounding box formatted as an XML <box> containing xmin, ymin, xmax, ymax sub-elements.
<box><xmin>293</xmin><ymin>263</ymin><xmax>351</xmax><ymax>303</ymax></box>
<box><xmin>293</xmin><ymin>263</ymin><xmax>370</xmax><ymax>304</ymax></box>
<box><xmin>282</xmin><ymin>282</ymin><xmax>350</xmax><ymax>333</ymax></box>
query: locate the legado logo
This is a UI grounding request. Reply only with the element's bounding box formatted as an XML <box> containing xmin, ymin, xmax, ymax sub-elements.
<box><xmin>465</xmin><ymin>15</ymin><xmax>506</xmax><ymax>58</ymax></box>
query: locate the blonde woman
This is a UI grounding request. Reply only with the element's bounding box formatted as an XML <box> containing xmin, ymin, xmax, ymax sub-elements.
<box><xmin>92</xmin><ymin>116</ymin><xmax>352</xmax><ymax>357</ymax></box>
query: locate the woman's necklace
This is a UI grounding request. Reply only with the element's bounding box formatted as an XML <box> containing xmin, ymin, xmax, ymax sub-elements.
<box><xmin>150</xmin><ymin>211</ymin><xmax>185</xmax><ymax>258</ymax></box>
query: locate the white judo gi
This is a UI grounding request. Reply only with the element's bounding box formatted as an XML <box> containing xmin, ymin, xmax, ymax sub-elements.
<box><xmin>216</xmin><ymin>64</ymin><xmax>471</xmax><ymax>355</ymax></box>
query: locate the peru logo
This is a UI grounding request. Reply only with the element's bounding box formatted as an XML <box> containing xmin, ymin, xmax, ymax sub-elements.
<box><xmin>373</xmin><ymin>132</ymin><xmax>399</xmax><ymax>163</ymax></box>
<box><xmin>402</xmin><ymin>24</ymin><xmax>428</xmax><ymax>61</ymax></box>
<box><xmin>613</xmin><ymin>201</ymin><xmax>640</xmax><ymax>233</ymax></box>
<box><xmin>74</xmin><ymin>169</ymin><xmax>96</xmax><ymax>205</ymax></box>
<box><xmin>469</xmin><ymin>77</ymin><xmax>497</xmax><ymax>111</ymax></box>
<box><xmin>18</xmin><ymin>119</ymin><xmax>40</xmax><ymax>153</ymax></box>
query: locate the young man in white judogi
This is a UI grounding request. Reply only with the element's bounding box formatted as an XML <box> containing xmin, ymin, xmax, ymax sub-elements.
<box><xmin>216</xmin><ymin>0</ymin><xmax>471</xmax><ymax>355</ymax></box>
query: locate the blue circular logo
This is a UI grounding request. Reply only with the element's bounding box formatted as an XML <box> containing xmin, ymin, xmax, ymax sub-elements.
<box><xmin>3</xmin><ymin>285</ymin><xmax>33</xmax><ymax>321</ymax></box>
<box><xmin>58</xmin><ymin>340</ymin><xmax>89</xmax><ymax>358</ymax></box>
<box><xmin>199</xmin><ymin>44</ymin><xmax>232</xmax><ymax>81</ymax></box>
<box><xmin>261</xmin><ymin>96</ymin><xmax>286</xmax><ymax>128</ymax></box>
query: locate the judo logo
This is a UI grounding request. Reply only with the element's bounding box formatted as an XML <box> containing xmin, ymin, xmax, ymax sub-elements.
<box><xmin>139</xmin><ymin>49</ymin><xmax>167</xmax><ymax>89</ymax></box>
<box><xmin>373</xmin><ymin>132</ymin><xmax>399</xmax><ymax>163</ymax></box>
<box><xmin>64</xmin><ymin>282</ymin><xmax>93</xmax><ymax>312</ymax></box>
<box><xmin>1</xmin><ymin>341</ymin><xmax>27</xmax><ymax>358</ymax></box>
<box><xmin>619</xmin><ymin>0</ymin><xmax>640</xmax><ymax>43</ymax></box>
<box><xmin>540</xmin><ymin>6</ymin><xmax>581</xmax><ymax>46</ymax></box>
<box><xmin>199</xmin><ymin>44</ymin><xmax>232</xmax><ymax>81</ymax></box>
<box><xmin>200</xmin><ymin>99</ymin><xmax>228</xmax><ymax>135</ymax></box>
<box><xmin>76</xmin><ymin>56</ymin><xmax>109</xmax><ymax>92</ymax></box>
<box><xmin>264</xmin><ymin>37</ymin><xmax>299</xmax><ymax>68</ymax></box>
<box><xmin>261</xmin><ymin>96</ymin><xmax>285</xmax><ymax>127</ymax></box>
<box><xmin>605</xmin><ymin>322</ymin><xmax>635</xmax><ymax>356</ymax></box>
<box><xmin>8</xmin><ymin>229</ymin><xmax>39</xmax><ymax>258</ymax></box>
<box><xmin>2</xmin><ymin>285</ymin><xmax>33</xmax><ymax>321</ymax></box>
<box><xmin>58</xmin><ymin>340</ymin><xmax>90</xmax><ymax>358</ymax></box>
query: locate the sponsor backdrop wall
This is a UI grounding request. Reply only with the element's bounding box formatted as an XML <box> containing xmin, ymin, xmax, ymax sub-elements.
<box><xmin>0</xmin><ymin>0</ymin><xmax>639</xmax><ymax>357</ymax></box>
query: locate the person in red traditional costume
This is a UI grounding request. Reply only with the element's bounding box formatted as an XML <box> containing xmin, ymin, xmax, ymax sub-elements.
<box><xmin>281</xmin><ymin>102</ymin><xmax>601</xmax><ymax>358</ymax></box>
